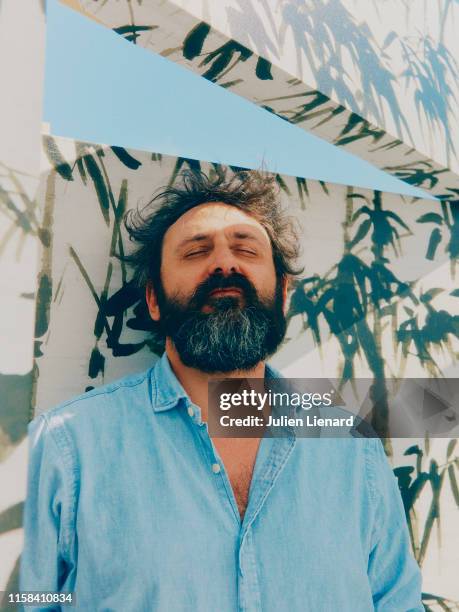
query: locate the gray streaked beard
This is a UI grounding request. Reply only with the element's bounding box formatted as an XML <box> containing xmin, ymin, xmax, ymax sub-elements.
<box><xmin>156</xmin><ymin>273</ymin><xmax>286</xmax><ymax>373</ymax></box>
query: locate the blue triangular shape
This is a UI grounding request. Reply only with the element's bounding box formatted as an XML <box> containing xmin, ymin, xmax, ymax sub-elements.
<box><xmin>45</xmin><ymin>0</ymin><xmax>435</xmax><ymax>199</ymax></box>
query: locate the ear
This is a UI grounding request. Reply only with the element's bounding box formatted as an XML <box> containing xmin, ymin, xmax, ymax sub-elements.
<box><xmin>146</xmin><ymin>281</ymin><xmax>161</xmax><ymax>321</ymax></box>
<box><xmin>281</xmin><ymin>276</ymin><xmax>290</xmax><ymax>315</ymax></box>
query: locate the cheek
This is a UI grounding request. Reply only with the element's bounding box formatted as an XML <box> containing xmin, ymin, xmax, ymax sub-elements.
<box><xmin>256</xmin><ymin>268</ymin><xmax>277</xmax><ymax>298</ymax></box>
<box><xmin>160</xmin><ymin>262</ymin><xmax>199</xmax><ymax>299</ymax></box>
<box><xmin>160</xmin><ymin>260</ymin><xmax>178</xmax><ymax>292</ymax></box>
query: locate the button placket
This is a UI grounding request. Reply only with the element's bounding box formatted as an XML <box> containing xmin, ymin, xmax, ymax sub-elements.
<box><xmin>238</xmin><ymin>530</ymin><xmax>262</xmax><ymax>611</ymax></box>
<box><xmin>238</xmin><ymin>435</ymin><xmax>296</xmax><ymax>575</ymax></box>
<box><xmin>185</xmin><ymin>402</ymin><xmax>204</xmax><ymax>426</ymax></box>
<box><xmin>190</xmin><ymin>410</ymin><xmax>241</xmax><ymax>526</ymax></box>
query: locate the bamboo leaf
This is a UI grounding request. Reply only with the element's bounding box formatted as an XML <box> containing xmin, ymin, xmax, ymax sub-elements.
<box><xmin>339</xmin><ymin>112</ymin><xmax>365</xmax><ymax>137</ymax></box>
<box><xmin>220</xmin><ymin>78</ymin><xmax>244</xmax><ymax>89</ymax></box>
<box><xmin>110</xmin><ymin>341</ymin><xmax>147</xmax><ymax>357</ymax></box>
<box><xmin>94</xmin><ymin>262</ymin><xmax>113</xmax><ymax>339</ymax></box>
<box><xmin>404</xmin><ymin>445</ymin><xmax>422</xmax><ymax>456</ymax></box>
<box><xmin>76</xmin><ymin>157</ymin><xmax>87</xmax><ymax>184</ymax></box>
<box><xmin>113</xmin><ymin>24</ymin><xmax>156</xmax><ymax>43</ymax></box>
<box><xmin>385</xmin><ymin>210</ymin><xmax>410</xmax><ymax>231</ymax></box>
<box><xmin>448</xmin><ymin>465</ymin><xmax>459</xmax><ymax>507</ymax></box>
<box><xmin>256</xmin><ymin>57</ymin><xmax>273</xmax><ymax>80</ymax></box>
<box><xmin>201</xmin><ymin>41</ymin><xmax>253</xmax><ymax>82</ymax></box>
<box><xmin>422</xmin><ymin>592</ymin><xmax>458</xmax><ymax>611</ymax></box>
<box><xmin>426</xmin><ymin>228</ymin><xmax>442</xmax><ymax>260</ymax></box>
<box><xmin>319</xmin><ymin>181</ymin><xmax>329</xmax><ymax>195</ymax></box>
<box><xmin>295</xmin><ymin>177</ymin><xmax>309</xmax><ymax>208</ymax></box>
<box><xmin>111</xmin><ymin>146</ymin><xmax>142</xmax><ymax>170</ymax></box>
<box><xmin>418</xmin><ymin>501</ymin><xmax>438</xmax><ymax>565</ymax></box>
<box><xmin>349</xmin><ymin>218</ymin><xmax>371</xmax><ymax>247</ymax></box>
<box><xmin>275</xmin><ymin>174</ymin><xmax>291</xmax><ymax>195</ymax></box>
<box><xmin>420</xmin><ymin>288</ymin><xmax>443</xmax><ymax>302</ymax></box>
<box><xmin>0</xmin><ymin>502</ymin><xmax>23</xmax><ymax>535</ymax></box>
<box><xmin>382</xmin><ymin>31</ymin><xmax>397</xmax><ymax>49</ymax></box>
<box><xmin>417</xmin><ymin>212</ymin><xmax>444</xmax><ymax>225</ymax></box>
<box><xmin>69</xmin><ymin>247</ymin><xmax>101</xmax><ymax>308</ymax></box>
<box><xmin>43</xmin><ymin>136</ymin><xmax>73</xmax><ymax>181</ymax></box>
<box><xmin>407</xmin><ymin>473</ymin><xmax>430</xmax><ymax>511</ymax></box>
<box><xmin>116</xmin><ymin>179</ymin><xmax>128</xmax><ymax>219</ymax></box>
<box><xmin>84</xmin><ymin>155</ymin><xmax>110</xmax><ymax>226</ymax></box>
<box><xmin>394</xmin><ymin>465</ymin><xmax>414</xmax><ymax>491</ymax></box>
<box><xmin>183</xmin><ymin>22</ymin><xmax>211</xmax><ymax>60</ymax></box>
<box><xmin>88</xmin><ymin>346</ymin><xmax>105</xmax><ymax>379</ymax></box>
<box><xmin>351</xmin><ymin>205</ymin><xmax>371</xmax><ymax>223</ymax></box>
<box><xmin>0</xmin><ymin>186</ymin><xmax>33</xmax><ymax>234</ymax></box>
<box><xmin>113</xmin><ymin>25</ymin><xmax>156</xmax><ymax>36</ymax></box>
<box><xmin>35</xmin><ymin>274</ymin><xmax>52</xmax><ymax>338</ymax></box>
<box><xmin>105</xmin><ymin>283</ymin><xmax>141</xmax><ymax>317</ymax></box>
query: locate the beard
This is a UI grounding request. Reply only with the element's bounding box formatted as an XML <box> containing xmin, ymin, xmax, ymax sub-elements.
<box><xmin>154</xmin><ymin>271</ymin><xmax>287</xmax><ymax>373</ymax></box>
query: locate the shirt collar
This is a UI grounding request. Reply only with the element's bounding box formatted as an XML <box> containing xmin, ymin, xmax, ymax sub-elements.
<box><xmin>151</xmin><ymin>351</ymin><xmax>282</xmax><ymax>413</ymax></box>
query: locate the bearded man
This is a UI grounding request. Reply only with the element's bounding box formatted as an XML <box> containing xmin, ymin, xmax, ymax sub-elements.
<box><xmin>20</xmin><ymin>169</ymin><xmax>423</xmax><ymax>611</ymax></box>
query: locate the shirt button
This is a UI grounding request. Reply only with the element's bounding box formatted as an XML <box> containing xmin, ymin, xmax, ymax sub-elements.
<box><xmin>187</xmin><ymin>406</ymin><xmax>194</xmax><ymax>417</ymax></box>
<box><xmin>212</xmin><ymin>463</ymin><xmax>221</xmax><ymax>474</ymax></box>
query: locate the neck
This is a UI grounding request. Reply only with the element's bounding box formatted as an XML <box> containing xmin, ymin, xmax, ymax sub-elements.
<box><xmin>164</xmin><ymin>338</ymin><xmax>266</xmax><ymax>422</ymax></box>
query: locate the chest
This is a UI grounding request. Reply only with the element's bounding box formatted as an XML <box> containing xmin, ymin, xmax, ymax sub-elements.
<box><xmin>212</xmin><ymin>437</ymin><xmax>262</xmax><ymax>519</ymax></box>
<box><xmin>77</xmin><ymin>437</ymin><xmax>371</xmax><ymax>611</ymax></box>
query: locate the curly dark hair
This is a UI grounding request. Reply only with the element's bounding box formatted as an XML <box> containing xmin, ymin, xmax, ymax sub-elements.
<box><xmin>123</xmin><ymin>167</ymin><xmax>304</xmax><ymax>290</ymax></box>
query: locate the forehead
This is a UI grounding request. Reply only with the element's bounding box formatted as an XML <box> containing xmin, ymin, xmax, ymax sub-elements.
<box><xmin>163</xmin><ymin>202</ymin><xmax>271</xmax><ymax>250</ymax></box>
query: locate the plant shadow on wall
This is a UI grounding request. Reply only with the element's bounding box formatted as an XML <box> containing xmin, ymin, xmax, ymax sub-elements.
<box><xmin>399</xmin><ymin>34</ymin><xmax>458</xmax><ymax>168</ymax></box>
<box><xmin>15</xmin><ymin>138</ymin><xmax>459</xmax><ymax>609</ymax></box>
<box><xmin>279</xmin><ymin>0</ymin><xmax>411</xmax><ymax>138</ymax></box>
<box><xmin>179</xmin><ymin>0</ymin><xmax>410</xmax><ymax>141</ymax></box>
<box><xmin>177</xmin><ymin>0</ymin><xmax>459</xmax><ymax>176</ymax></box>
<box><xmin>0</xmin><ymin>162</ymin><xmax>45</xmax><ymax>602</ymax></box>
<box><xmin>287</xmin><ymin>184</ymin><xmax>459</xmax><ymax>610</ymax></box>
<box><xmin>81</xmin><ymin>2</ymin><xmax>459</xmax><ymax>210</ymax></box>
<box><xmin>177</xmin><ymin>4</ymin><xmax>404</xmax><ymax>150</ymax></box>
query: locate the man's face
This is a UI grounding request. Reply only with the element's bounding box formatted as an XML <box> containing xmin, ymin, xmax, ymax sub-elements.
<box><xmin>146</xmin><ymin>202</ymin><xmax>288</xmax><ymax>373</ymax></box>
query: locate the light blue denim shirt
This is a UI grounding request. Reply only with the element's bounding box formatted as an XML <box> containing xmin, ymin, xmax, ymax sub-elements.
<box><xmin>20</xmin><ymin>352</ymin><xmax>423</xmax><ymax>611</ymax></box>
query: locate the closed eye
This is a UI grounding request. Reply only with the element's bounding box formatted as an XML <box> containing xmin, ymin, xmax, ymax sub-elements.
<box><xmin>185</xmin><ymin>249</ymin><xmax>209</xmax><ymax>258</ymax></box>
<box><xmin>235</xmin><ymin>248</ymin><xmax>257</xmax><ymax>256</ymax></box>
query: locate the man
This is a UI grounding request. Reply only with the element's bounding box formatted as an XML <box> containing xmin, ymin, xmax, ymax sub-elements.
<box><xmin>21</xmin><ymin>169</ymin><xmax>423</xmax><ymax>611</ymax></box>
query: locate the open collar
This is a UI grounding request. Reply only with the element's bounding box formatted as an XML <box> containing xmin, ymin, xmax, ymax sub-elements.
<box><xmin>151</xmin><ymin>351</ymin><xmax>282</xmax><ymax>413</ymax></box>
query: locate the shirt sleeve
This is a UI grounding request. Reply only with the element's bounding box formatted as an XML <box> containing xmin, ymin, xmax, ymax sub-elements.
<box><xmin>19</xmin><ymin>413</ymin><xmax>77</xmax><ymax>608</ymax></box>
<box><xmin>368</xmin><ymin>438</ymin><xmax>424</xmax><ymax>611</ymax></box>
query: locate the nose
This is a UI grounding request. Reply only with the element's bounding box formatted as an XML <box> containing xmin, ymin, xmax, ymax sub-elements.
<box><xmin>207</xmin><ymin>245</ymin><xmax>241</xmax><ymax>277</ymax></box>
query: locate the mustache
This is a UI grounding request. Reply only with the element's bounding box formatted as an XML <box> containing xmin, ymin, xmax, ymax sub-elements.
<box><xmin>189</xmin><ymin>272</ymin><xmax>258</xmax><ymax>308</ymax></box>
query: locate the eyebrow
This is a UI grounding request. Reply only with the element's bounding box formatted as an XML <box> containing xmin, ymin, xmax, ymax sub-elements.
<box><xmin>177</xmin><ymin>230</ymin><xmax>264</xmax><ymax>250</ymax></box>
<box><xmin>177</xmin><ymin>234</ymin><xmax>209</xmax><ymax>250</ymax></box>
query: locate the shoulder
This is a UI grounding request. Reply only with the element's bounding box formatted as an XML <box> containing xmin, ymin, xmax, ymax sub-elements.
<box><xmin>30</xmin><ymin>367</ymin><xmax>155</xmax><ymax>439</ymax></box>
